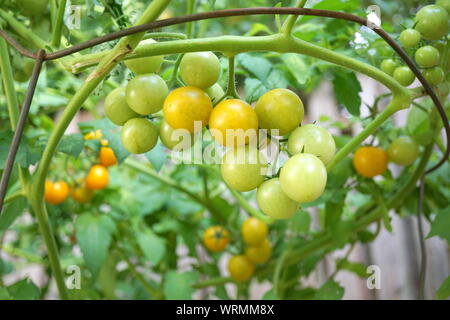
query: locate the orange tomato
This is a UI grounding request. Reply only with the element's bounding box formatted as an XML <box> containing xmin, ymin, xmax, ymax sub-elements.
<box><xmin>44</xmin><ymin>180</ymin><xmax>69</xmax><ymax>205</ymax></box>
<box><xmin>99</xmin><ymin>147</ymin><xmax>117</xmax><ymax>167</ymax></box>
<box><xmin>72</xmin><ymin>186</ymin><xmax>93</xmax><ymax>203</ymax></box>
<box><xmin>203</xmin><ymin>226</ymin><xmax>230</xmax><ymax>252</ymax></box>
<box><xmin>85</xmin><ymin>165</ymin><xmax>109</xmax><ymax>190</ymax></box>
<box><xmin>228</xmin><ymin>255</ymin><xmax>254</xmax><ymax>282</ymax></box>
<box><xmin>352</xmin><ymin>146</ymin><xmax>388</xmax><ymax>178</ymax></box>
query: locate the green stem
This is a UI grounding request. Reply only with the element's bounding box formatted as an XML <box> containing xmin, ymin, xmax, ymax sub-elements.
<box><xmin>0</xmin><ymin>244</ymin><xmax>44</xmax><ymax>263</ymax></box>
<box><xmin>51</xmin><ymin>0</ymin><xmax>67</xmax><ymax>47</ymax></box>
<box><xmin>144</xmin><ymin>32</ymin><xmax>187</xmax><ymax>40</ymax></box>
<box><xmin>186</xmin><ymin>0</ymin><xmax>196</xmax><ymax>38</ymax></box>
<box><xmin>3</xmin><ymin>189</ymin><xmax>25</xmax><ymax>204</ymax></box>
<box><xmin>281</xmin><ymin>0</ymin><xmax>308</xmax><ymax>35</ymax></box>
<box><xmin>191</xmin><ymin>277</ymin><xmax>233</xmax><ymax>289</ymax></box>
<box><xmin>225</xmin><ymin>54</ymin><xmax>240</xmax><ymax>99</ymax></box>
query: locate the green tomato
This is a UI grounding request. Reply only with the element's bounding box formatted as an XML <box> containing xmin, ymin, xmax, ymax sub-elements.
<box><xmin>414</xmin><ymin>5</ymin><xmax>449</xmax><ymax>40</ymax></box>
<box><xmin>180</xmin><ymin>52</ymin><xmax>221</xmax><ymax>89</ymax></box>
<box><xmin>387</xmin><ymin>136</ymin><xmax>420</xmax><ymax>166</ymax></box>
<box><xmin>121</xmin><ymin>118</ymin><xmax>158</xmax><ymax>154</ymax></box>
<box><xmin>399</xmin><ymin>29</ymin><xmax>421</xmax><ymax>48</ymax></box>
<box><xmin>17</xmin><ymin>0</ymin><xmax>48</xmax><ymax>17</ymax></box>
<box><xmin>159</xmin><ymin>118</ymin><xmax>194</xmax><ymax>151</ymax></box>
<box><xmin>415</xmin><ymin>46</ymin><xmax>440</xmax><ymax>68</ymax></box>
<box><xmin>380</xmin><ymin>59</ymin><xmax>398</xmax><ymax>75</ymax></box>
<box><xmin>220</xmin><ymin>146</ymin><xmax>267</xmax><ymax>192</ymax></box>
<box><xmin>125</xmin><ymin>74</ymin><xmax>168</xmax><ymax>115</ymax></box>
<box><xmin>12</xmin><ymin>55</ymin><xmax>34</xmax><ymax>82</ymax></box>
<box><xmin>256</xmin><ymin>178</ymin><xmax>299</xmax><ymax>219</ymax></box>
<box><xmin>104</xmin><ymin>87</ymin><xmax>139</xmax><ymax>126</ymax></box>
<box><xmin>287</xmin><ymin>124</ymin><xmax>336</xmax><ymax>165</ymax></box>
<box><xmin>436</xmin><ymin>0</ymin><xmax>450</xmax><ymax>14</ymax></box>
<box><xmin>280</xmin><ymin>153</ymin><xmax>327</xmax><ymax>203</ymax></box>
<box><xmin>255</xmin><ymin>88</ymin><xmax>304</xmax><ymax>136</ymax></box>
<box><xmin>423</xmin><ymin>67</ymin><xmax>445</xmax><ymax>86</ymax></box>
<box><xmin>393</xmin><ymin>66</ymin><xmax>415</xmax><ymax>86</ymax></box>
<box><xmin>204</xmin><ymin>83</ymin><xmax>225</xmax><ymax>104</ymax></box>
<box><xmin>124</xmin><ymin>39</ymin><xmax>164</xmax><ymax>74</ymax></box>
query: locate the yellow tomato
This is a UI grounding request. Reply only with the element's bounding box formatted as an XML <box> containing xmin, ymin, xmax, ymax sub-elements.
<box><xmin>203</xmin><ymin>226</ymin><xmax>230</xmax><ymax>252</ymax></box>
<box><xmin>245</xmin><ymin>238</ymin><xmax>272</xmax><ymax>264</ymax></box>
<box><xmin>352</xmin><ymin>146</ymin><xmax>388</xmax><ymax>178</ymax></box>
<box><xmin>44</xmin><ymin>180</ymin><xmax>69</xmax><ymax>205</ymax></box>
<box><xmin>241</xmin><ymin>217</ymin><xmax>268</xmax><ymax>245</ymax></box>
<box><xmin>99</xmin><ymin>147</ymin><xmax>118</xmax><ymax>167</ymax></box>
<box><xmin>228</xmin><ymin>255</ymin><xmax>255</xmax><ymax>282</ymax></box>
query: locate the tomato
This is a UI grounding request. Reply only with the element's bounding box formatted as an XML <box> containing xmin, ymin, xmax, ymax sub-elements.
<box><xmin>204</xmin><ymin>83</ymin><xmax>225</xmax><ymax>104</ymax></box>
<box><xmin>85</xmin><ymin>165</ymin><xmax>109</xmax><ymax>190</ymax></box>
<box><xmin>256</xmin><ymin>178</ymin><xmax>299</xmax><ymax>219</ymax></box>
<box><xmin>221</xmin><ymin>146</ymin><xmax>267</xmax><ymax>192</ymax></box>
<box><xmin>436</xmin><ymin>0</ymin><xmax>450</xmax><ymax>14</ymax></box>
<box><xmin>380</xmin><ymin>59</ymin><xmax>398</xmax><ymax>76</ymax></box>
<box><xmin>203</xmin><ymin>226</ymin><xmax>230</xmax><ymax>252</ymax></box>
<box><xmin>45</xmin><ymin>180</ymin><xmax>69</xmax><ymax>205</ymax></box>
<box><xmin>12</xmin><ymin>56</ymin><xmax>35</xmax><ymax>82</ymax></box>
<box><xmin>104</xmin><ymin>88</ymin><xmax>139</xmax><ymax>126</ymax></box>
<box><xmin>228</xmin><ymin>255</ymin><xmax>254</xmax><ymax>282</ymax></box>
<box><xmin>245</xmin><ymin>239</ymin><xmax>272</xmax><ymax>264</ymax></box>
<box><xmin>280</xmin><ymin>153</ymin><xmax>327</xmax><ymax>203</ymax></box>
<box><xmin>17</xmin><ymin>0</ymin><xmax>48</xmax><ymax>17</ymax></box>
<box><xmin>159</xmin><ymin>118</ymin><xmax>194</xmax><ymax>151</ymax></box>
<box><xmin>399</xmin><ymin>29</ymin><xmax>421</xmax><ymax>48</ymax></box>
<box><xmin>414</xmin><ymin>5</ymin><xmax>449</xmax><ymax>40</ymax></box>
<box><xmin>84</xmin><ymin>129</ymin><xmax>102</xmax><ymax>140</ymax></box>
<box><xmin>415</xmin><ymin>46</ymin><xmax>440</xmax><ymax>68</ymax></box>
<box><xmin>352</xmin><ymin>146</ymin><xmax>388</xmax><ymax>178</ymax></box>
<box><xmin>99</xmin><ymin>147</ymin><xmax>118</xmax><ymax>167</ymax></box>
<box><xmin>124</xmin><ymin>39</ymin><xmax>164</xmax><ymax>74</ymax></box>
<box><xmin>287</xmin><ymin>124</ymin><xmax>336</xmax><ymax>165</ymax></box>
<box><xmin>241</xmin><ymin>217</ymin><xmax>268</xmax><ymax>245</ymax></box>
<box><xmin>387</xmin><ymin>136</ymin><xmax>420</xmax><ymax>166</ymax></box>
<box><xmin>72</xmin><ymin>186</ymin><xmax>93</xmax><ymax>203</ymax></box>
<box><xmin>255</xmin><ymin>88</ymin><xmax>304</xmax><ymax>136</ymax></box>
<box><xmin>121</xmin><ymin>118</ymin><xmax>158</xmax><ymax>154</ymax></box>
<box><xmin>423</xmin><ymin>66</ymin><xmax>445</xmax><ymax>86</ymax></box>
<box><xmin>393</xmin><ymin>66</ymin><xmax>415</xmax><ymax>86</ymax></box>
<box><xmin>163</xmin><ymin>86</ymin><xmax>212</xmax><ymax>133</ymax></box>
<box><xmin>125</xmin><ymin>74</ymin><xmax>168</xmax><ymax>115</ymax></box>
<box><xmin>179</xmin><ymin>52</ymin><xmax>221</xmax><ymax>89</ymax></box>
<box><xmin>209</xmin><ymin>99</ymin><xmax>259</xmax><ymax>147</ymax></box>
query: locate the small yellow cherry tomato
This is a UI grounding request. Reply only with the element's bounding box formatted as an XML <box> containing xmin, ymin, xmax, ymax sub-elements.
<box><xmin>352</xmin><ymin>146</ymin><xmax>388</xmax><ymax>178</ymax></box>
<box><xmin>228</xmin><ymin>255</ymin><xmax>255</xmax><ymax>282</ymax></box>
<box><xmin>241</xmin><ymin>217</ymin><xmax>268</xmax><ymax>245</ymax></box>
<box><xmin>245</xmin><ymin>238</ymin><xmax>272</xmax><ymax>264</ymax></box>
<box><xmin>203</xmin><ymin>226</ymin><xmax>230</xmax><ymax>252</ymax></box>
<box><xmin>99</xmin><ymin>147</ymin><xmax>117</xmax><ymax>167</ymax></box>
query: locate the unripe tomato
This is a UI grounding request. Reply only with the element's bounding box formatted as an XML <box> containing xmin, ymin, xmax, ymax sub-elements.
<box><xmin>245</xmin><ymin>238</ymin><xmax>272</xmax><ymax>264</ymax></box>
<box><xmin>209</xmin><ymin>99</ymin><xmax>259</xmax><ymax>147</ymax></box>
<box><xmin>393</xmin><ymin>66</ymin><xmax>415</xmax><ymax>86</ymax></box>
<box><xmin>163</xmin><ymin>86</ymin><xmax>212</xmax><ymax>133</ymax></box>
<box><xmin>255</xmin><ymin>88</ymin><xmax>304</xmax><ymax>136</ymax></box>
<box><xmin>399</xmin><ymin>29</ymin><xmax>421</xmax><ymax>48</ymax></box>
<box><xmin>436</xmin><ymin>0</ymin><xmax>450</xmax><ymax>14</ymax></box>
<box><xmin>72</xmin><ymin>186</ymin><xmax>93</xmax><ymax>203</ymax></box>
<box><xmin>203</xmin><ymin>226</ymin><xmax>230</xmax><ymax>252</ymax></box>
<box><xmin>423</xmin><ymin>67</ymin><xmax>445</xmax><ymax>86</ymax></box>
<box><xmin>256</xmin><ymin>178</ymin><xmax>299</xmax><ymax>219</ymax></box>
<box><xmin>415</xmin><ymin>46</ymin><xmax>440</xmax><ymax>68</ymax></box>
<box><xmin>85</xmin><ymin>165</ymin><xmax>109</xmax><ymax>190</ymax></box>
<box><xmin>280</xmin><ymin>153</ymin><xmax>327</xmax><ymax>203</ymax></box>
<box><xmin>17</xmin><ymin>0</ymin><xmax>48</xmax><ymax>17</ymax></box>
<box><xmin>414</xmin><ymin>5</ymin><xmax>449</xmax><ymax>40</ymax></box>
<box><xmin>180</xmin><ymin>52</ymin><xmax>221</xmax><ymax>89</ymax></box>
<box><xmin>387</xmin><ymin>136</ymin><xmax>420</xmax><ymax>166</ymax></box>
<box><xmin>287</xmin><ymin>124</ymin><xmax>336</xmax><ymax>165</ymax></box>
<box><xmin>204</xmin><ymin>83</ymin><xmax>225</xmax><ymax>104</ymax></box>
<box><xmin>221</xmin><ymin>146</ymin><xmax>267</xmax><ymax>192</ymax></box>
<box><xmin>159</xmin><ymin>118</ymin><xmax>194</xmax><ymax>151</ymax></box>
<box><xmin>241</xmin><ymin>217</ymin><xmax>268</xmax><ymax>245</ymax></box>
<box><xmin>228</xmin><ymin>255</ymin><xmax>254</xmax><ymax>282</ymax></box>
<box><xmin>104</xmin><ymin>88</ymin><xmax>139</xmax><ymax>126</ymax></box>
<box><xmin>121</xmin><ymin>118</ymin><xmax>158</xmax><ymax>154</ymax></box>
<box><xmin>380</xmin><ymin>59</ymin><xmax>398</xmax><ymax>76</ymax></box>
<box><xmin>124</xmin><ymin>39</ymin><xmax>164</xmax><ymax>74</ymax></box>
<box><xmin>99</xmin><ymin>147</ymin><xmax>118</xmax><ymax>167</ymax></box>
<box><xmin>125</xmin><ymin>74</ymin><xmax>168</xmax><ymax>115</ymax></box>
<box><xmin>45</xmin><ymin>180</ymin><xmax>69</xmax><ymax>205</ymax></box>
<box><xmin>352</xmin><ymin>146</ymin><xmax>388</xmax><ymax>178</ymax></box>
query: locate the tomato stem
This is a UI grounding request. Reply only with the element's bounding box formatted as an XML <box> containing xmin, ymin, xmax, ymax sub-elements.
<box><xmin>50</xmin><ymin>0</ymin><xmax>67</xmax><ymax>47</ymax></box>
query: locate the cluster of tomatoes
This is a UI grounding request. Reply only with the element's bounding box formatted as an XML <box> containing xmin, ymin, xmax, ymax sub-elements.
<box><xmin>380</xmin><ymin>3</ymin><xmax>449</xmax><ymax>87</ymax></box>
<box><xmin>44</xmin><ymin>130</ymin><xmax>117</xmax><ymax>205</ymax></box>
<box><xmin>203</xmin><ymin>217</ymin><xmax>271</xmax><ymax>282</ymax></box>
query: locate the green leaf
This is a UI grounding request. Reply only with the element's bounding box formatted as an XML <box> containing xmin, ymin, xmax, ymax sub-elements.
<box><xmin>407</xmin><ymin>104</ymin><xmax>433</xmax><ymax>145</ymax></box>
<box><xmin>332</xmin><ymin>71</ymin><xmax>361</xmax><ymax>116</ymax></box>
<box><xmin>291</xmin><ymin>210</ymin><xmax>311</xmax><ymax>233</ymax></box>
<box><xmin>0</xmin><ymin>287</ymin><xmax>11</xmax><ymax>300</ymax></box>
<box><xmin>163</xmin><ymin>271</ymin><xmax>199</xmax><ymax>299</ymax></box>
<box><xmin>336</xmin><ymin>259</ymin><xmax>367</xmax><ymax>278</ymax></box>
<box><xmin>0</xmin><ymin>197</ymin><xmax>27</xmax><ymax>231</ymax></box>
<box><xmin>314</xmin><ymin>280</ymin><xmax>344</xmax><ymax>300</ymax></box>
<box><xmin>137</xmin><ymin>231</ymin><xmax>166</xmax><ymax>265</ymax></box>
<box><xmin>427</xmin><ymin>207</ymin><xmax>450</xmax><ymax>244</ymax></box>
<box><xmin>262</xmin><ymin>288</ymin><xmax>279</xmax><ymax>300</ymax></box>
<box><xmin>8</xmin><ymin>278</ymin><xmax>40</xmax><ymax>300</ymax></box>
<box><xmin>76</xmin><ymin>214</ymin><xmax>116</xmax><ymax>276</ymax></box>
<box><xmin>145</xmin><ymin>143</ymin><xmax>167</xmax><ymax>172</ymax></box>
<box><xmin>238</xmin><ymin>53</ymin><xmax>272</xmax><ymax>81</ymax></box>
<box><xmin>57</xmin><ymin>133</ymin><xmax>84</xmax><ymax>157</ymax></box>
<box><xmin>281</xmin><ymin>54</ymin><xmax>310</xmax><ymax>85</ymax></box>
<box><xmin>244</xmin><ymin>78</ymin><xmax>267</xmax><ymax>103</ymax></box>
<box><xmin>436</xmin><ymin>276</ymin><xmax>450</xmax><ymax>300</ymax></box>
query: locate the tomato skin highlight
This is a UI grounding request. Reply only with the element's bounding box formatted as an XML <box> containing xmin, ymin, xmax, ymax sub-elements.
<box><xmin>228</xmin><ymin>255</ymin><xmax>254</xmax><ymax>282</ymax></box>
<box><xmin>353</xmin><ymin>146</ymin><xmax>388</xmax><ymax>178</ymax></box>
<box><xmin>203</xmin><ymin>226</ymin><xmax>230</xmax><ymax>252</ymax></box>
<box><xmin>387</xmin><ymin>136</ymin><xmax>420</xmax><ymax>166</ymax></box>
<box><xmin>99</xmin><ymin>147</ymin><xmax>118</xmax><ymax>167</ymax></box>
<box><xmin>85</xmin><ymin>165</ymin><xmax>109</xmax><ymax>190</ymax></box>
<box><xmin>45</xmin><ymin>180</ymin><xmax>69</xmax><ymax>205</ymax></box>
<box><xmin>241</xmin><ymin>217</ymin><xmax>268</xmax><ymax>246</ymax></box>
<box><xmin>245</xmin><ymin>238</ymin><xmax>272</xmax><ymax>264</ymax></box>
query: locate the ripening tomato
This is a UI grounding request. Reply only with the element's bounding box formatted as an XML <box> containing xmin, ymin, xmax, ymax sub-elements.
<box><xmin>159</xmin><ymin>118</ymin><xmax>194</xmax><ymax>151</ymax></box>
<box><xmin>414</xmin><ymin>5</ymin><xmax>449</xmax><ymax>40</ymax></box>
<box><xmin>209</xmin><ymin>99</ymin><xmax>259</xmax><ymax>147</ymax></box>
<box><xmin>179</xmin><ymin>52</ymin><xmax>221</xmax><ymax>89</ymax></box>
<box><xmin>352</xmin><ymin>146</ymin><xmax>388</xmax><ymax>178</ymax></box>
<box><xmin>241</xmin><ymin>217</ymin><xmax>268</xmax><ymax>246</ymax></box>
<box><xmin>245</xmin><ymin>238</ymin><xmax>272</xmax><ymax>264</ymax></box>
<box><xmin>203</xmin><ymin>226</ymin><xmax>230</xmax><ymax>252</ymax></box>
<box><xmin>72</xmin><ymin>186</ymin><xmax>93</xmax><ymax>203</ymax></box>
<box><xmin>104</xmin><ymin>87</ymin><xmax>139</xmax><ymax>126</ymax></box>
<box><xmin>126</xmin><ymin>74</ymin><xmax>168</xmax><ymax>115</ymax></box>
<box><xmin>85</xmin><ymin>165</ymin><xmax>109</xmax><ymax>190</ymax></box>
<box><xmin>99</xmin><ymin>147</ymin><xmax>118</xmax><ymax>167</ymax></box>
<box><xmin>45</xmin><ymin>180</ymin><xmax>69</xmax><ymax>205</ymax></box>
<box><xmin>204</xmin><ymin>83</ymin><xmax>225</xmax><ymax>104</ymax></box>
<box><xmin>228</xmin><ymin>255</ymin><xmax>254</xmax><ymax>282</ymax></box>
<box><xmin>124</xmin><ymin>39</ymin><xmax>164</xmax><ymax>74</ymax></box>
<box><xmin>163</xmin><ymin>86</ymin><xmax>213</xmax><ymax>133</ymax></box>
<box><xmin>121</xmin><ymin>118</ymin><xmax>158</xmax><ymax>154</ymax></box>
<box><xmin>256</xmin><ymin>178</ymin><xmax>299</xmax><ymax>219</ymax></box>
<box><xmin>387</xmin><ymin>136</ymin><xmax>420</xmax><ymax>166</ymax></box>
